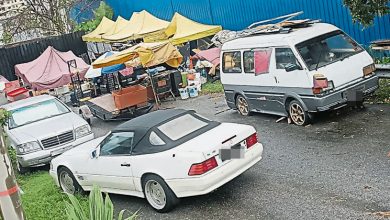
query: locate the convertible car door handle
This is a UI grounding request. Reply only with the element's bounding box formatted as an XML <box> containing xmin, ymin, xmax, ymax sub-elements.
<box><xmin>121</xmin><ymin>163</ymin><xmax>131</xmax><ymax>167</ymax></box>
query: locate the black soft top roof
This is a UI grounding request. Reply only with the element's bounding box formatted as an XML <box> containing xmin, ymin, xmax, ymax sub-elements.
<box><xmin>113</xmin><ymin>109</ymin><xmax>191</xmax><ymax>133</ymax></box>
<box><xmin>112</xmin><ymin>109</ymin><xmax>220</xmax><ymax>155</ymax></box>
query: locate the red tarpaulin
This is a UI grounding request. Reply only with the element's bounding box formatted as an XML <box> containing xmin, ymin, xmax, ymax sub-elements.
<box><xmin>254</xmin><ymin>49</ymin><xmax>272</xmax><ymax>76</ymax></box>
<box><xmin>15</xmin><ymin>46</ymin><xmax>89</xmax><ymax>90</ymax></box>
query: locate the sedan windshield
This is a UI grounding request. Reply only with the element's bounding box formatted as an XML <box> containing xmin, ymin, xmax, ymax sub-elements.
<box><xmin>296</xmin><ymin>31</ymin><xmax>363</xmax><ymax>71</ymax></box>
<box><xmin>9</xmin><ymin>99</ymin><xmax>70</xmax><ymax>129</ymax></box>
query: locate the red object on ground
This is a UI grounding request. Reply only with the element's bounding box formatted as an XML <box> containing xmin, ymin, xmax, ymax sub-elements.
<box><xmin>112</xmin><ymin>85</ymin><xmax>147</xmax><ymax>110</ymax></box>
<box><xmin>14</xmin><ymin>46</ymin><xmax>89</xmax><ymax>91</ymax></box>
<box><xmin>6</xmin><ymin>87</ymin><xmax>29</xmax><ymax>102</ymax></box>
<box><xmin>7</xmin><ymin>87</ymin><xmax>28</xmax><ymax>97</ymax></box>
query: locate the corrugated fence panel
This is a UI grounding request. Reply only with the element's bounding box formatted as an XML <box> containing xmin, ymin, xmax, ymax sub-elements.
<box><xmin>171</xmin><ymin>0</ymin><xmax>213</xmax><ymax>24</ymax></box>
<box><xmin>133</xmin><ymin>0</ymin><xmax>174</xmax><ymax>21</ymax></box>
<box><xmin>105</xmin><ymin>0</ymin><xmax>390</xmax><ymax>45</ymax></box>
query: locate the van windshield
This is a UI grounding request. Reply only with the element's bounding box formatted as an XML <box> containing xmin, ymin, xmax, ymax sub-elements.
<box><xmin>296</xmin><ymin>31</ymin><xmax>363</xmax><ymax>71</ymax></box>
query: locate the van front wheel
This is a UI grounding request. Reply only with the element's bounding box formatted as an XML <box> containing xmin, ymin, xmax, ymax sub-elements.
<box><xmin>236</xmin><ymin>95</ymin><xmax>251</xmax><ymax>116</ymax></box>
<box><xmin>288</xmin><ymin>100</ymin><xmax>310</xmax><ymax>126</ymax></box>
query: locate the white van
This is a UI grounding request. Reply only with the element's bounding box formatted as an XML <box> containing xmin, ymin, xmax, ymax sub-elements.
<box><xmin>220</xmin><ymin>23</ymin><xmax>379</xmax><ymax>125</ymax></box>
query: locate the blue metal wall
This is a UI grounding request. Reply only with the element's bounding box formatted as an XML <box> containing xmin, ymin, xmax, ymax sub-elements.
<box><xmin>105</xmin><ymin>0</ymin><xmax>390</xmax><ymax>45</ymax></box>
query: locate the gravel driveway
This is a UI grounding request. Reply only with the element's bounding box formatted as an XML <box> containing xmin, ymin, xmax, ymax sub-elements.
<box><xmin>90</xmin><ymin>94</ymin><xmax>390</xmax><ymax>220</ymax></box>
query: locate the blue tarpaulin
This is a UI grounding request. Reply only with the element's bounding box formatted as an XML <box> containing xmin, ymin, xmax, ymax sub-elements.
<box><xmin>101</xmin><ymin>51</ymin><xmax>125</xmax><ymax>74</ymax></box>
<box><xmin>85</xmin><ymin>51</ymin><xmax>125</xmax><ymax>78</ymax></box>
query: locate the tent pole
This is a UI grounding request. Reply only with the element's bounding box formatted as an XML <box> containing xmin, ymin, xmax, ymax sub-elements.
<box><xmin>147</xmin><ymin>69</ymin><xmax>160</xmax><ymax>109</ymax></box>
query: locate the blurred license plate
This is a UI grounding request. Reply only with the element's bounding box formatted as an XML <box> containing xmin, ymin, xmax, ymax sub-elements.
<box><xmin>219</xmin><ymin>143</ymin><xmax>245</xmax><ymax>162</ymax></box>
<box><xmin>51</xmin><ymin>146</ymin><xmax>73</xmax><ymax>157</ymax></box>
<box><xmin>346</xmin><ymin>89</ymin><xmax>363</xmax><ymax>102</ymax></box>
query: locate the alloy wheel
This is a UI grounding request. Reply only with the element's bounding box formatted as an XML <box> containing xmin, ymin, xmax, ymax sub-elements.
<box><xmin>289</xmin><ymin>103</ymin><xmax>305</xmax><ymax>126</ymax></box>
<box><xmin>145</xmin><ymin>180</ymin><xmax>167</xmax><ymax>210</ymax></box>
<box><xmin>237</xmin><ymin>96</ymin><xmax>249</xmax><ymax>116</ymax></box>
<box><xmin>59</xmin><ymin>171</ymin><xmax>76</xmax><ymax>194</ymax></box>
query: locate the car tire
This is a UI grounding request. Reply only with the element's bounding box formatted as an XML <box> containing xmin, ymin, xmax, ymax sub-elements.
<box><xmin>17</xmin><ymin>163</ymin><xmax>30</xmax><ymax>175</ymax></box>
<box><xmin>142</xmin><ymin>174</ymin><xmax>179</xmax><ymax>213</ymax></box>
<box><xmin>236</xmin><ymin>95</ymin><xmax>251</xmax><ymax>116</ymax></box>
<box><xmin>288</xmin><ymin>100</ymin><xmax>311</xmax><ymax>126</ymax></box>
<box><xmin>58</xmin><ymin>167</ymin><xmax>83</xmax><ymax>195</ymax></box>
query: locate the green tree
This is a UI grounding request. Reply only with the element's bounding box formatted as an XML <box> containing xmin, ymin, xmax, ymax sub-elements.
<box><xmin>75</xmin><ymin>2</ymin><xmax>114</xmax><ymax>33</ymax></box>
<box><xmin>344</xmin><ymin>0</ymin><xmax>390</xmax><ymax>26</ymax></box>
<box><xmin>0</xmin><ymin>0</ymin><xmax>100</xmax><ymax>44</ymax></box>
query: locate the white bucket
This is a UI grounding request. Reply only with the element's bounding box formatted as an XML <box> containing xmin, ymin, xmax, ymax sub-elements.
<box><xmin>195</xmin><ymin>72</ymin><xmax>201</xmax><ymax>79</ymax></box>
<box><xmin>179</xmin><ymin>88</ymin><xmax>189</xmax><ymax>100</ymax></box>
<box><xmin>188</xmin><ymin>86</ymin><xmax>199</xmax><ymax>98</ymax></box>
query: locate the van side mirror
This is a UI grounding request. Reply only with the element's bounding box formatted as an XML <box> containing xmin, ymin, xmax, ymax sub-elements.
<box><xmin>285</xmin><ymin>63</ymin><xmax>301</xmax><ymax>72</ymax></box>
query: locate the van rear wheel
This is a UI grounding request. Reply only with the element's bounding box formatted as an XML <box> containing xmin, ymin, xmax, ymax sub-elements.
<box><xmin>288</xmin><ymin>100</ymin><xmax>310</xmax><ymax>126</ymax></box>
<box><xmin>236</xmin><ymin>95</ymin><xmax>251</xmax><ymax>116</ymax></box>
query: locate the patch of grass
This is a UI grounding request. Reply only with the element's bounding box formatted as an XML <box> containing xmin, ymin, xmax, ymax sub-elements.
<box><xmin>7</xmin><ymin>146</ymin><xmax>17</xmax><ymax>168</ymax></box>
<box><xmin>368</xmin><ymin>79</ymin><xmax>390</xmax><ymax>104</ymax></box>
<box><xmin>201</xmin><ymin>80</ymin><xmax>224</xmax><ymax>94</ymax></box>
<box><xmin>18</xmin><ymin>171</ymin><xmax>88</xmax><ymax>220</ymax></box>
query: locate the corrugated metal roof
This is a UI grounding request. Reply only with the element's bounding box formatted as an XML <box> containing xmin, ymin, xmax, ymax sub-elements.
<box><xmin>105</xmin><ymin>0</ymin><xmax>390</xmax><ymax>45</ymax></box>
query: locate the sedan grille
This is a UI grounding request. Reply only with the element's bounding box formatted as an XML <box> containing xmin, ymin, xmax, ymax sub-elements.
<box><xmin>41</xmin><ymin>131</ymin><xmax>74</xmax><ymax>148</ymax></box>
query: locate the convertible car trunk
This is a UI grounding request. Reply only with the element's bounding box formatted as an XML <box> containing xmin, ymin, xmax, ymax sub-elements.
<box><xmin>178</xmin><ymin>123</ymin><xmax>256</xmax><ymax>161</ymax></box>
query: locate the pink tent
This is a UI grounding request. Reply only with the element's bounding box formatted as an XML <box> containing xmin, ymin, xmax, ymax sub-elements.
<box><xmin>194</xmin><ymin>48</ymin><xmax>221</xmax><ymax>66</ymax></box>
<box><xmin>15</xmin><ymin>46</ymin><xmax>89</xmax><ymax>90</ymax></box>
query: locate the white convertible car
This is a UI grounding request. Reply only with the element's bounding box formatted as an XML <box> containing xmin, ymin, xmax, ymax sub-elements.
<box><xmin>50</xmin><ymin>109</ymin><xmax>263</xmax><ymax>212</ymax></box>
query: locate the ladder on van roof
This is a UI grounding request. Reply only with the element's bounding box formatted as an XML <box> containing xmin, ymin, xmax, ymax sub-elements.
<box><xmin>211</xmin><ymin>11</ymin><xmax>320</xmax><ymax>47</ymax></box>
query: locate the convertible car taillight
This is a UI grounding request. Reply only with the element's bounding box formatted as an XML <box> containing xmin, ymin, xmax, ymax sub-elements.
<box><xmin>188</xmin><ymin>157</ymin><xmax>218</xmax><ymax>176</ymax></box>
<box><xmin>246</xmin><ymin>133</ymin><xmax>258</xmax><ymax>149</ymax></box>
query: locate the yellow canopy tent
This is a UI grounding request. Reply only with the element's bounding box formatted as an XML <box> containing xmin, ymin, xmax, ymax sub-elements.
<box><xmin>145</xmin><ymin>13</ymin><xmax>222</xmax><ymax>45</ymax></box>
<box><xmin>134</xmin><ymin>11</ymin><xmax>170</xmax><ymax>39</ymax></box>
<box><xmin>100</xmin><ymin>16</ymin><xmax>129</xmax><ymax>39</ymax></box>
<box><xmin>92</xmin><ymin>42</ymin><xmax>183</xmax><ymax>69</ymax></box>
<box><xmin>82</xmin><ymin>17</ymin><xmax>115</xmax><ymax>42</ymax></box>
<box><xmin>103</xmin><ymin>12</ymin><xmax>143</xmax><ymax>42</ymax></box>
<box><xmin>103</xmin><ymin>10</ymin><xmax>169</xmax><ymax>42</ymax></box>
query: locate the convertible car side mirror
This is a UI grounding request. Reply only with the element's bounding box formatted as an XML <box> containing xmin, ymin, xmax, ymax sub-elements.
<box><xmin>91</xmin><ymin>149</ymin><xmax>98</xmax><ymax>159</ymax></box>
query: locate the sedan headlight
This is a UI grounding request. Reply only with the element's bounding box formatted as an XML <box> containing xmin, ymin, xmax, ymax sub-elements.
<box><xmin>17</xmin><ymin>141</ymin><xmax>42</xmax><ymax>154</ymax></box>
<box><xmin>75</xmin><ymin>125</ymin><xmax>91</xmax><ymax>139</ymax></box>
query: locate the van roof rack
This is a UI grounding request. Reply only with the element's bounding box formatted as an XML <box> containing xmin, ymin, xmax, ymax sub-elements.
<box><xmin>212</xmin><ymin>12</ymin><xmax>320</xmax><ymax>47</ymax></box>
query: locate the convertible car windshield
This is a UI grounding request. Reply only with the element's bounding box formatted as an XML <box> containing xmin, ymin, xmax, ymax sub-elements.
<box><xmin>9</xmin><ymin>99</ymin><xmax>70</xmax><ymax>129</ymax></box>
<box><xmin>158</xmin><ymin>114</ymin><xmax>208</xmax><ymax>141</ymax></box>
<box><xmin>296</xmin><ymin>31</ymin><xmax>363</xmax><ymax>71</ymax></box>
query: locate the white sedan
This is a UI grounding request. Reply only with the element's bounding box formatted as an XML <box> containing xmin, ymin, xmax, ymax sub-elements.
<box><xmin>50</xmin><ymin>109</ymin><xmax>263</xmax><ymax>212</ymax></box>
